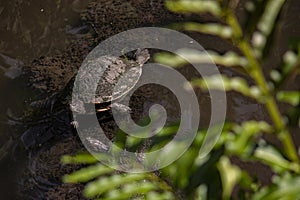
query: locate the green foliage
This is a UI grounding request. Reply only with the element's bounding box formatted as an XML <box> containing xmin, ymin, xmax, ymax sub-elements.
<box><xmin>191</xmin><ymin>75</ymin><xmax>261</xmax><ymax>100</ymax></box>
<box><xmin>62</xmin><ymin>0</ymin><xmax>300</xmax><ymax>199</ymax></box>
<box><xmin>168</xmin><ymin>22</ymin><xmax>233</xmax><ymax>39</ymax></box>
<box><xmin>165</xmin><ymin>0</ymin><xmax>222</xmax><ymax>16</ymax></box>
<box><xmin>251</xmin><ymin>0</ymin><xmax>285</xmax><ymax>58</ymax></box>
<box><xmin>217</xmin><ymin>156</ymin><xmax>242</xmax><ymax>199</ymax></box>
<box><xmin>63</xmin><ymin>164</ymin><xmax>115</xmax><ymax>183</ymax></box>
<box><xmin>61</xmin><ymin>153</ymin><xmax>99</xmax><ymax>164</ymax></box>
<box><xmin>276</xmin><ymin>91</ymin><xmax>300</xmax><ymax>106</ymax></box>
<box><xmin>155</xmin><ymin>50</ymin><xmax>248</xmax><ymax>68</ymax></box>
<box><xmin>251</xmin><ymin>173</ymin><xmax>300</xmax><ymax>200</ymax></box>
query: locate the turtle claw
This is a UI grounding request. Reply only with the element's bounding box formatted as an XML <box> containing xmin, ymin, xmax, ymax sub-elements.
<box><xmin>70</xmin><ymin>120</ymin><xmax>79</xmax><ymax>128</ymax></box>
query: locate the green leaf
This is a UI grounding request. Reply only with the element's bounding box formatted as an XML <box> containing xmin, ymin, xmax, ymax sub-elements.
<box><xmin>277</xmin><ymin>91</ymin><xmax>300</xmax><ymax>106</ymax></box>
<box><xmin>63</xmin><ymin>164</ymin><xmax>114</xmax><ymax>183</ymax></box>
<box><xmin>192</xmin><ymin>75</ymin><xmax>263</xmax><ymax>101</ymax></box>
<box><xmin>169</xmin><ymin>22</ymin><xmax>233</xmax><ymax>39</ymax></box>
<box><xmin>244</xmin><ymin>0</ymin><xmax>268</xmax><ymax>39</ymax></box>
<box><xmin>146</xmin><ymin>191</ymin><xmax>176</xmax><ymax>200</ymax></box>
<box><xmin>271</xmin><ymin>50</ymin><xmax>300</xmax><ymax>87</ymax></box>
<box><xmin>251</xmin><ymin>174</ymin><xmax>300</xmax><ymax>200</ymax></box>
<box><xmin>61</xmin><ymin>153</ymin><xmax>98</xmax><ymax>164</ymax></box>
<box><xmin>195</xmin><ymin>185</ymin><xmax>207</xmax><ymax>200</ymax></box>
<box><xmin>217</xmin><ymin>156</ymin><xmax>242</xmax><ymax>200</ymax></box>
<box><xmin>166</xmin><ymin>0</ymin><xmax>221</xmax><ymax>17</ymax></box>
<box><xmin>265</xmin><ymin>175</ymin><xmax>300</xmax><ymax>200</ymax></box>
<box><xmin>254</xmin><ymin>145</ymin><xmax>300</xmax><ymax>173</ymax></box>
<box><xmin>125</xmin><ymin>124</ymin><xmax>179</xmax><ymax>150</ymax></box>
<box><xmin>205</xmin><ymin>50</ymin><xmax>248</xmax><ymax>68</ymax></box>
<box><xmin>171</xmin><ymin>146</ymin><xmax>200</xmax><ymax>188</ymax></box>
<box><xmin>155</xmin><ymin>49</ymin><xmax>248</xmax><ymax>69</ymax></box>
<box><xmin>226</xmin><ymin>121</ymin><xmax>272</xmax><ymax>157</ymax></box>
<box><xmin>84</xmin><ymin>173</ymin><xmax>148</xmax><ymax>198</ymax></box>
<box><xmin>154</xmin><ymin>52</ymin><xmax>186</xmax><ymax>67</ymax></box>
<box><xmin>282</xmin><ymin>51</ymin><xmax>299</xmax><ymax>72</ymax></box>
<box><xmin>251</xmin><ymin>0</ymin><xmax>285</xmax><ymax>57</ymax></box>
<box><xmin>256</xmin><ymin>0</ymin><xmax>285</xmax><ymax>37</ymax></box>
<box><xmin>103</xmin><ymin>181</ymin><xmax>157</xmax><ymax>200</ymax></box>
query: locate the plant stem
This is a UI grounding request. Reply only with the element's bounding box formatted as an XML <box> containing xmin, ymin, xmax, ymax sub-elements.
<box><xmin>224</xmin><ymin>10</ymin><xmax>299</xmax><ymax>162</ymax></box>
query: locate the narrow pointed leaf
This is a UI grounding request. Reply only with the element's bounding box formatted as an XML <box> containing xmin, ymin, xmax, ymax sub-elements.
<box><xmin>277</xmin><ymin>91</ymin><xmax>300</xmax><ymax>106</ymax></box>
<box><xmin>191</xmin><ymin>75</ymin><xmax>262</xmax><ymax>101</ymax></box>
<box><xmin>169</xmin><ymin>22</ymin><xmax>233</xmax><ymax>39</ymax></box>
<box><xmin>251</xmin><ymin>0</ymin><xmax>285</xmax><ymax>57</ymax></box>
<box><xmin>155</xmin><ymin>49</ymin><xmax>248</xmax><ymax>69</ymax></box>
<box><xmin>61</xmin><ymin>153</ymin><xmax>98</xmax><ymax>164</ymax></box>
<box><xmin>217</xmin><ymin>156</ymin><xmax>242</xmax><ymax>199</ymax></box>
<box><xmin>166</xmin><ymin>0</ymin><xmax>221</xmax><ymax>17</ymax></box>
<box><xmin>146</xmin><ymin>191</ymin><xmax>176</xmax><ymax>200</ymax></box>
<box><xmin>254</xmin><ymin>145</ymin><xmax>300</xmax><ymax>173</ymax></box>
<box><xmin>63</xmin><ymin>164</ymin><xmax>114</xmax><ymax>183</ymax></box>
<box><xmin>104</xmin><ymin>181</ymin><xmax>157</xmax><ymax>200</ymax></box>
<box><xmin>271</xmin><ymin>50</ymin><xmax>300</xmax><ymax>87</ymax></box>
<box><xmin>84</xmin><ymin>173</ymin><xmax>148</xmax><ymax>197</ymax></box>
<box><xmin>226</xmin><ymin>121</ymin><xmax>272</xmax><ymax>156</ymax></box>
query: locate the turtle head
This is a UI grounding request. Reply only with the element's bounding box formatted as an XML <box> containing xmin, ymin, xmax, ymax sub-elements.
<box><xmin>70</xmin><ymin>98</ymin><xmax>86</xmax><ymax>114</ymax></box>
<box><xmin>135</xmin><ymin>49</ymin><xmax>150</xmax><ymax>66</ymax></box>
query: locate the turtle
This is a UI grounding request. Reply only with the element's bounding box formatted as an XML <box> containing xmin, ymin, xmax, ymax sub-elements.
<box><xmin>69</xmin><ymin>48</ymin><xmax>150</xmax><ymax>125</ymax></box>
<box><xmin>21</xmin><ymin>49</ymin><xmax>150</xmax><ymax>148</ymax></box>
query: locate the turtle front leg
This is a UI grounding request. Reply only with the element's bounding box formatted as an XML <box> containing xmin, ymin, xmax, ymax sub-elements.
<box><xmin>70</xmin><ymin>118</ymin><xmax>79</xmax><ymax>128</ymax></box>
<box><xmin>70</xmin><ymin>99</ymin><xmax>86</xmax><ymax>128</ymax></box>
<box><xmin>109</xmin><ymin>102</ymin><xmax>132</xmax><ymax>114</ymax></box>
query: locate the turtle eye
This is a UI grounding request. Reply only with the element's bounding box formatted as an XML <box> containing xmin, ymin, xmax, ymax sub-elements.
<box><xmin>116</xmin><ymin>59</ymin><xmax>123</xmax><ymax>65</ymax></box>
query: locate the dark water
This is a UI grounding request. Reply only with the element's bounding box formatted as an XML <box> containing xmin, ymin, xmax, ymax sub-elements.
<box><xmin>0</xmin><ymin>0</ymin><xmax>299</xmax><ymax>199</ymax></box>
<box><xmin>0</xmin><ymin>0</ymin><xmax>89</xmax><ymax>198</ymax></box>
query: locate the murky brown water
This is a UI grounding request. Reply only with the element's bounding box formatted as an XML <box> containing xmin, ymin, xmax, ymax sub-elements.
<box><xmin>0</xmin><ymin>0</ymin><xmax>299</xmax><ymax>199</ymax></box>
<box><xmin>0</xmin><ymin>0</ymin><xmax>90</xmax><ymax>198</ymax></box>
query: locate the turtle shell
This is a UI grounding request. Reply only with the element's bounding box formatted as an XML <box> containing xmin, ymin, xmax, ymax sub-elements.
<box><xmin>70</xmin><ymin>49</ymin><xmax>149</xmax><ymax>114</ymax></box>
